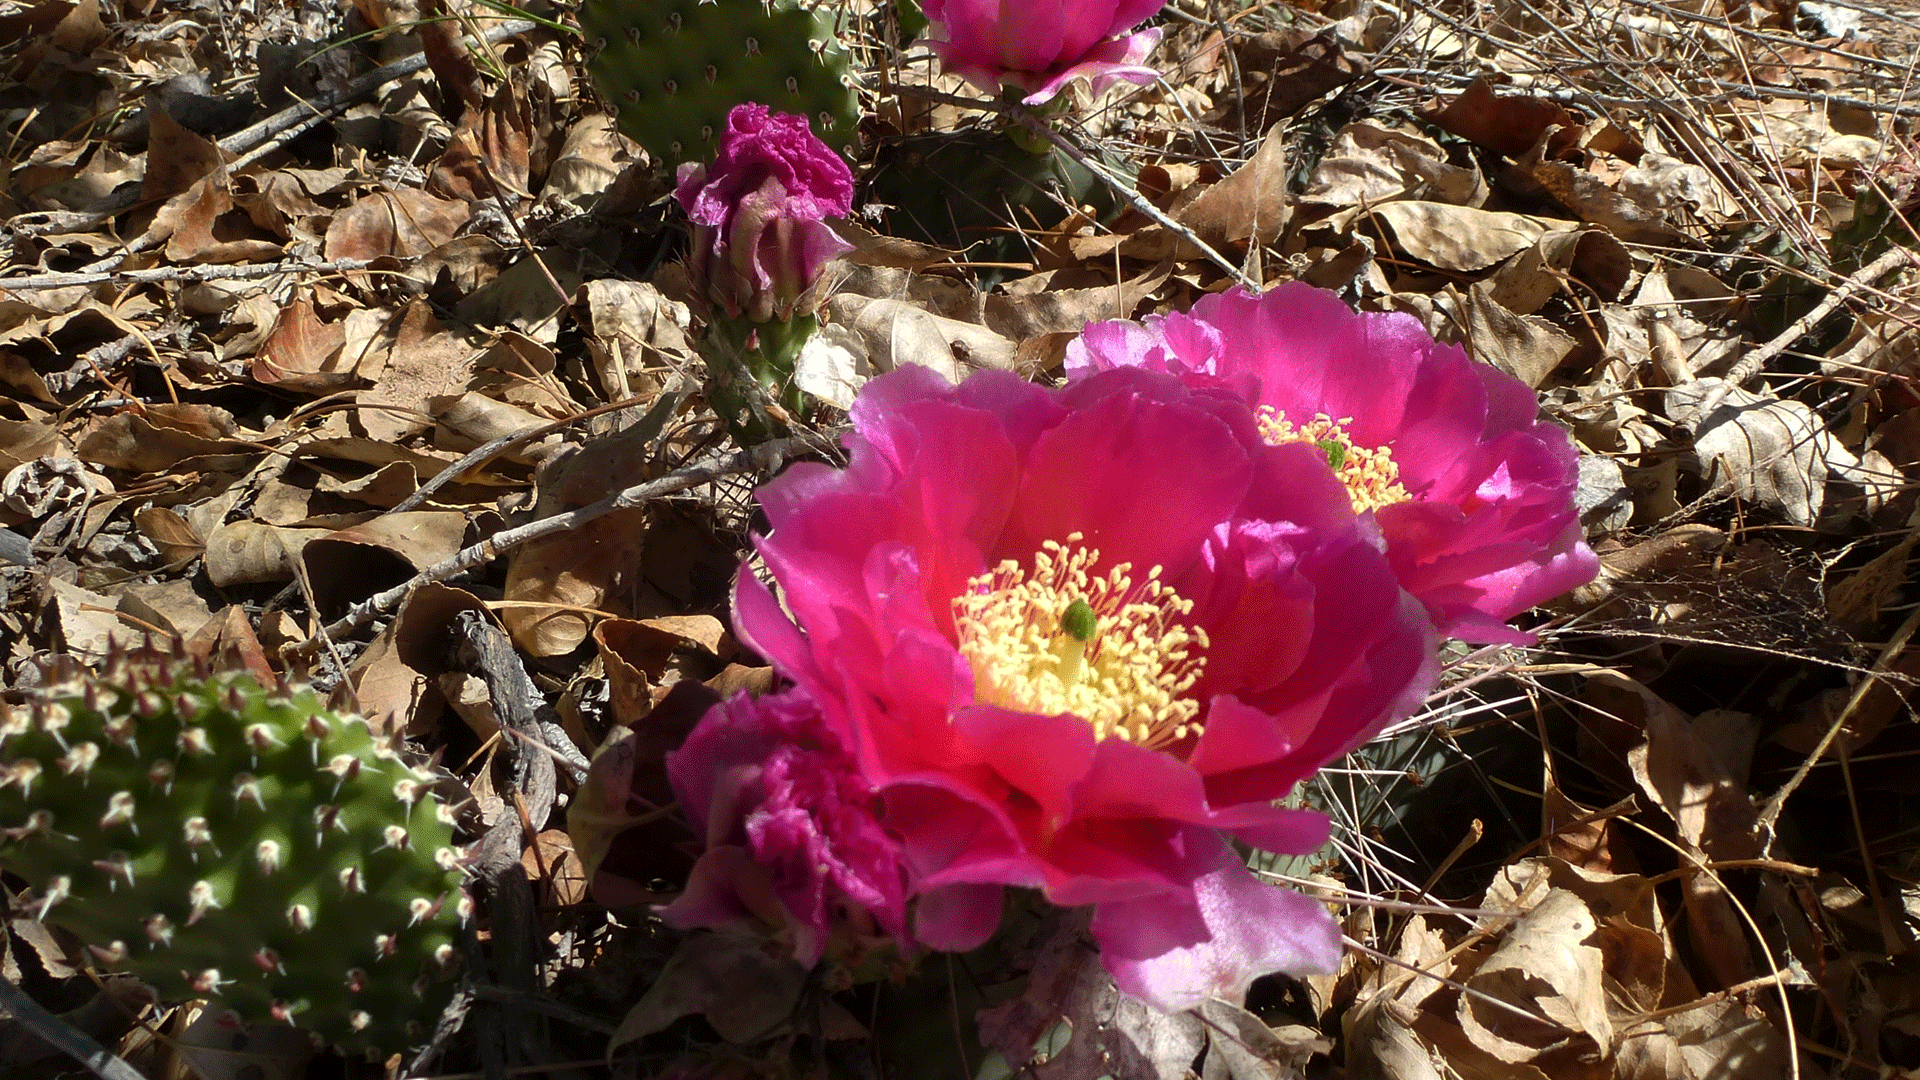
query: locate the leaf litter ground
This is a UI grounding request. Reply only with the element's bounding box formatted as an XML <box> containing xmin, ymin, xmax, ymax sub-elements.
<box><xmin>3</xmin><ymin>0</ymin><xmax>1920</xmax><ymax>1076</ymax></box>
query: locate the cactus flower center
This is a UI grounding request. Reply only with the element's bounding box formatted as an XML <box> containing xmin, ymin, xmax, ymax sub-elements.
<box><xmin>1256</xmin><ymin>407</ymin><xmax>1409</xmax><ymax>513</ymax></box>
<box><xmin>953</xmin><ymin>534</ymin><xmax>1208</xmax><ymax>749</ymax></box>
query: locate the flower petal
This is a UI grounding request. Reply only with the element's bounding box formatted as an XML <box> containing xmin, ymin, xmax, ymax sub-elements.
<box><xmin>1090</xmin><ymin>832</ymin><xmax>1343</xmax><ymax>1011</ymax></box>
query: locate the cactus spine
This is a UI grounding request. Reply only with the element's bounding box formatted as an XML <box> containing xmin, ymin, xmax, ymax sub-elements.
<box><xmin>0</xmin><ymin>643</ymin><xmax>469</xmax><ymax>1056</ymax></box>
<box><xmin>580</xmin><ymin>0</ymin><xmax>861</xmax><ymax>166</ymax></box>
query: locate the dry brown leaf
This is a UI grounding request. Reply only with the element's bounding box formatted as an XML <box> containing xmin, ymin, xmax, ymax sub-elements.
<box><xmin>502</xmin><ymin>421</ymin><xmax>663</xmax><ymax>655</ymax></box>
<box><xmin>417</xmin><ymin>0</ymin><xmax>484</xmax><ymax>111</ymax></box>
<box><xmin>1618</xmin><ymin>154</ymin><xmax>1740</xmax><ymax>221</ymax></box>
<box><xmin>432</xmin><ymin>391</ymin><xmax>554</xmax><ymax>460</ymax></box>
<box><xmin>1303</xmin><ymin>121</ymin><xmax>1486</xmax><ymax>209</ymax></box>
<box><xmin>254</xmin><ymin>295</ymin><xmax>360</xmax><ymax>390</ymax></box>
<box><xmin>1207</xmin><ymin>32</ymin><xmax>1367</xmax><ymax>134</ymax></box>
<box><xmin>430</xmin><ymin>81</ymin><xmax>534</xmax><ymax>203</ymax></box>
<box><xmin>1419</xmin><ymin>78</ymin><xmax>1583</xmax><ymax>161</ymax></box>
<box><xmin>0</xmin><ymin>403</ymin><xmax>61</xmax><ymax>470</ymax></box>
<box><xmin>830</xmin><ymin>218</ymin><xmax>967</xmax><ymax>270</ymax></box>
<box><xmin>521</xmin><ymin>828</ymin><xmax>588</xmax><ymax>908</ymax></box>
<box><xmin>593</xmin><ymin>614</ymin><xmax>728</xmax><ymax>725</ymax></box>
<box><xmin>302</xmin><ymin>511</ymin><xmax>469</xmax><ymax>615</ymax></box>
<box><xmin>1365</xmin><ymin>202</ymin><xmax>1566</xmax><ymax>272</ymax></box>
<box><xmin>1615</xmin><ymin>998</ymin><xmax>1788</xmax><ymax>1080</ymax></box>
<box><xmin>140</xmin><ymin>93</ymin><xmax>227</xmax><ymax>202</ymax></box>
<box><xmin>1592</xmin><ymin>671</ymin><xmax>1762</xmax><ymax>989</ymax></box>
<box><xmin>183</xmin><ymin>605</ymin><xmax>276</xmax><ymax>684</ymax></box>
<box><xmin>827</xmin><ymin>295</ymin><xmax>1016</xmax><ymax>382</ymax></box>
<box><xmin>47</xmin><ymin>576</ymin><xmax>122</xmax><ymax>661</ymax></box>
<box><xmin>350</xmin><ymin>299</ymin><xmax>475</xmax><ymax>442</ymax></box>
<box><xmin>1174</xmin><ymin>123</ymin><xmax>1291</xmax><ymax>250</ymax></box>
<box><xmin>132</xmin><ymin>505</ymin><xmax>204</xmax><ymax>565</ymax></box>
<box><xmin>202</xmin><ymin>520</ymin><xmax>329</xmax><ymax>587</ymax></box>
<box><xmin>77</xmin><ymin>404</ymin><xmax>253</xmax><ymax>473</ymax></box>
<box><xmin>1485</xmin><ymin>228</ymin><xmax>1633</xmax><ymax>315</ymax></box>
<box><xmin>1458</xmin><ymin>890</ymin><xmax>1612</xmax><ymax>1062</ymax></box>
<box><xmin>1773</xmin><ymin>647</ymin><xmax>1920</xmax><ymax>758</ymax></box>
<box><xmin>323</xmin><ymin>187</ymin><xmax>472</xmax><ymax>262</ymax></box>
<box><xmin>154</xmin><ymin>174</ymin><xmax>284</xmax><ymax>264</ymax></box>
<box><xmin>578</xmin><ymin>279</ymin><xmax>692</xmax><ymax>400</ymax></box>
<box><xmin>1198</xmin><ymin>999</ymin><xmax>1328</xmax><ymax>1080</ymax></box>
<box><xmin>1667</xmin><ymin>377</ymin><xmax>1884</xmax><ymax>527</ymax></box>
<box><xmin>1542</xmin><ymin>781</ymin><xmax>1632</xmax><ymax>874</ymax></box>
<box><xmin>115</xmin><ymin>579</ymin><xmax>214</xmax><ymax>640</ymax></box>
<box><xmin>983</xmin><ymin>259</ymin><xmax>1174</xmax><ymax>343</ymax></box>
<box><xmin>1828</xmin><ymin>528</ymin><xmax>1920</xmax><ymax>624</ymax></box>
<box><xmin>543</xmin><ymin>114</ymin><xmax>633</xmax><ymax>202</ymax></box>
<box><xmin>348</xmin><ymin>616</ymin><xmax>437</xmax><ymax>733</ymax></box>
<box><xmin>1517</xmin><ymin>151</ymin><xmax>1699</xmax><ymax>248</ymax></box>
<box><xmin>1346</xmin><ymin>994</ymin><xmax>1444</xmax><ymax>1080</ymax></box>
<box><xmin>1462</xmin><ymin>282</ymin><xmax>1578</xmax><ymax>389</ymax></box>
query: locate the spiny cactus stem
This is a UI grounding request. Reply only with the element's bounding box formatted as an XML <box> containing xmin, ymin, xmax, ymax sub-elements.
<box><xmin>0</xmin><ymin>643</ymin><xmax>470</xmax><ymax>1054</ymax></box>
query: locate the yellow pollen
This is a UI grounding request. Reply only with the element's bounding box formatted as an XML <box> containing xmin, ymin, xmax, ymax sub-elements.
<box><xmin>1257</xmin><ymin>406</ymin><xmax>1410</xmax><ymax>513</ymax></box>
<box><xmin>952</xmin><ymin>534</ymin><xmax>1208</xmax><ymax>749</ymax></box>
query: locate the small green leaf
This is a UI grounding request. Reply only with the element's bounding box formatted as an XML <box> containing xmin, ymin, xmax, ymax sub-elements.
<box><xmin>1060</xmin><ymin>598</ymin><xmax>1096</xmax><ymax>642</ymax></box>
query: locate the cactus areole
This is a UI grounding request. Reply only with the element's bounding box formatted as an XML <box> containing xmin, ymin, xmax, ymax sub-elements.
<box><xmin>0</xmin><ymin>644</ymin><xmax>471</xmax><ymax>1056</ymax></box>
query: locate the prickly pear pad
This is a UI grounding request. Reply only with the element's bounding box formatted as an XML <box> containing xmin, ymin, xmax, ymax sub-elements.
<box><xmin>580</xmin><ymin>0</ymin><xmax>860</xmax><ymax>166</ymax></box>
<box><xmin>0</xmin><ymin>645</ymin><xmax>469</xmax><ymax>1056</ymax></box>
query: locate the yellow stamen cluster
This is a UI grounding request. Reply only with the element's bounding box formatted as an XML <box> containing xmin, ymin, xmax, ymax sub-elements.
<box><xmin>952</xmin><ymin>534</ymin><xmax>1208</xmax><ymax>749</ymax></box>
<box><xmin>1257</xmin><ymin>406</ymin><xmax>1410</xmax><ymax>513</ymax></box>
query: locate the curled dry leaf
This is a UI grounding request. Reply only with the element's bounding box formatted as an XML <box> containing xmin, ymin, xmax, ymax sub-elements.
<box><xmin>1363</xmin><ymin>202</ymin><xmax>1566</xmax><ymax>273</ymax></box>
<box><xmin>1197</xmin><ymin>998</ymin><xmax>1328</xmax><ymax>1080</ymax></box>
<box><xmin>1457</xmin><ymin>889</ymin><xmax>1611</xmax><ymax>1062</ymax></box>
<box><xmin>1171</xmin><ymin>122</ymin><xmax>1291</xmax><ymax>251</ymax></box>
<box><xmin>826</xmin><ymin>295</ymin><xmax>1016</xmax><ymax>382</ymax></box>
<box><xmin>1516</xmin><ymin>136</ymin><xmax>1699</xmax><ymax>248</ymax></box>
<box><xmin>793</xmin><ymin>321</ymin><xmax>872</xmax><ymax>409</ymax></box>
<box><xmin>1302</xmin><ymin>121</ymin><xmax>1486</xmax><ymax>210</ymax></box>
<box><xmin>577</xmin><ymin>278</ymin><xmax>692</xmax><ymax>400</ymax></box>
<box><xmin>1462</xmin><ymin>281</ymin><xmax>1577</xmax><ymax>389</ymax></box>
<box><xmin>1</xmin><ymin>454</ymin><xmax>111</xmax><ymax>517</ymax></box>
<box><xmin>1667</xmin><ymin>377</ymin><xmax>1887</xmax><ymax>527</ymax></box>
<box><xmin>502</xmin><ymin>416</ymin><xmax>665</xmax><ymax>655</ymax></box>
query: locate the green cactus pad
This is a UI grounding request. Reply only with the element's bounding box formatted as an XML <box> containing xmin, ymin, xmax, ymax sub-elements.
<box><xmin>580</xmin><ymin>0</ymin><xmax>860</xmax><ymax>166</ymax></box>
<box><xmin>0</xmin><ymin>644</ymin><xmax>469</xmax><ymax>1057</ymax></box>
<box><xmin>861</xmin><ymin>127</ymin><xmax>1122</xmax><ymax>285</ymax></box>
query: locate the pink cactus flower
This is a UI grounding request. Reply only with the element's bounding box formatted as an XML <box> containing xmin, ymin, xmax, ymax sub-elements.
<box><xmin>922</xmin><ymin>0</ymin><xmax>1166</xmax><ymax>105</ymax></box>
<box><xmin>1066</xmin><ymin>283</ymin><xmax>1599</xmax><ymax>645</ymax></box>
<box><xmin>674</xmin><ymin>102</ymin><xmax>854</xmax><ymax>322</ymax></box>
<box><xmin>733</xmin><ymin>364</ymin><xmax>1439</xmax><ymax>1010</ymax></box>
<box><xmin>659</xmin><ymin>688</ymin><xmax>913</xmax><ymax>965</ymax></box>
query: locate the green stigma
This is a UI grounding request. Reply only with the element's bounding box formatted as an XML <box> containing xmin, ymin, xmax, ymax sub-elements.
<box><xmin>1060</xmin><ymin>597</ymin><xmax>1097</xmax><ymax>642</ymax></box>
<box><xmin>1316</xmin><ymin>438</ymin><xmax>1347</xmax><ymax>470</ymax></box>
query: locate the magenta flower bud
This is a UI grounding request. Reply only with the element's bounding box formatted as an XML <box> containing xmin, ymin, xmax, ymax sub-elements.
<box><xmin>674</xmin><ymin>103</ymin><xmax>855</xmax><ymax>322</ymax></box>
<box><xmin>922</xmin><ymin>0</ymin><xmax>1167</xmax><ymax>105</ymax></box>
<box><xmin>659</xmin><ymin>688</ymin><xmax>913</xmax><ymax>966</ymax></box>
